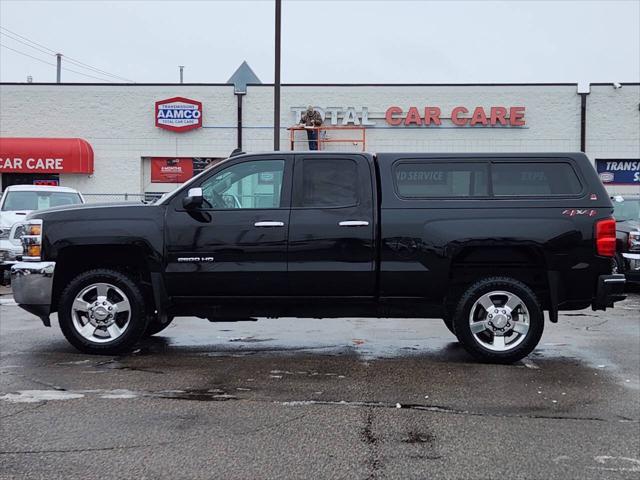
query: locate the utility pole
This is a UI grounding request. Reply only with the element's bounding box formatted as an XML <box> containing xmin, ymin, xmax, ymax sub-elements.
<box><xmin>274</xmin><ymin>0</ymin><xmax>281</xmax><ymax>150</ymax></box>
<box><xmin>179</xmin><ymin>65</ymin><xmax>184</xmax><ymax>84</ymax></box>
<box><xmin>56</xmin><ymin>53</ymin><xmax>62</xmax><ymax>83</ymax></box>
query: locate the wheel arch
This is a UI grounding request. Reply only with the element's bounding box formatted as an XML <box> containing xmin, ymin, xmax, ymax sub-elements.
<box><xmin>447</xmin><ymin>245</ymin><xmax>552</xmax><ymax>314</ymax></box>
<box><xmin>51</xmin><ymin>245</ymin><xmax>158</xmax><ymax>313</ymax></box>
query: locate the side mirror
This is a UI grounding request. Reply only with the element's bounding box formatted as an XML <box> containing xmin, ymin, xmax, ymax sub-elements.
<box><xmin>183</xmin><ymin>187</ymin><xmax>204</xmax><ymax>209</ymax></box>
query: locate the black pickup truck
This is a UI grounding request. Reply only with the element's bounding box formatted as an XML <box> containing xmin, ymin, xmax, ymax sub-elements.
<box><xmin>11</xmin><ymin>152</ymin><xmax>625</xmax><ymax>363</ymax></box>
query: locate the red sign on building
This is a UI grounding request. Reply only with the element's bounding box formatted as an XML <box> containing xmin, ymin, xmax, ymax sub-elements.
<box><xmin>384</xmin><ymin>106</ymin><xmax>526</xmax><ymax>127</ymax></box>
<box><xmin>0</xmin><ymin>138</ymin><xmax>94</xmax><ymax>173</ymax></box>
<box><xmin>150</xmin><ymin>157</ymin><xmax>194</xmax><ymax>183</ymax></box>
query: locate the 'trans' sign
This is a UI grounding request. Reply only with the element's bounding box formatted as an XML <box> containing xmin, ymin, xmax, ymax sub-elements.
<box><xmin>596</xmin><ymin>159</ymin><xmax>640</xmax><ymax>185</ymax></box>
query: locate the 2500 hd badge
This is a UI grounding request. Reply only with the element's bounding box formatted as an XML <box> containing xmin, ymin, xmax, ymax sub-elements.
<box><xmin>177</xmin><ymin>257</ymin><xmax>214</xmax><ymax>263</ymax></box>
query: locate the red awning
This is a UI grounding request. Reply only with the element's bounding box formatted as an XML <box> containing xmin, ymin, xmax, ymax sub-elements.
<box><xmin>0</xmin><ymin>138</ymin><xmax>94</xmax><ymax>174</ymax></box>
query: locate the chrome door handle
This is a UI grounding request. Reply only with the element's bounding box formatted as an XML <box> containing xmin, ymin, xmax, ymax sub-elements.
<box><xmin>254</xmin><ymin>221</ymin><xmax>285</xmax><ymax>227</ymax></box>
<box><xmin>338</xmin><ymin>220</ymin><xmax>369</xmax><ymax>227</ymax></box>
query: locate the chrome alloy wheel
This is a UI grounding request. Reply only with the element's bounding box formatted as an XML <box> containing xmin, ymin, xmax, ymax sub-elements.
<box><xmin>468</xmin><ymin>290</ymin><xmax>530</xmax><ymax>352</ymax></box>
<box><xmin>71</xmin><ymin>283</ymin><xmax>131</xmax><ymax>343</ymax></box>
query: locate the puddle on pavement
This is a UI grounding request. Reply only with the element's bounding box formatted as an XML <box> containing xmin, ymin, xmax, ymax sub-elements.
<box><xmin>154</xmin><ymin>388</ymin><xmax>238</xmax><ymax>401</ymax></box>
<box><xmin>402</xmin><ymin>430</ymin><xmax>434</xmax><ymax>444</ymax></box>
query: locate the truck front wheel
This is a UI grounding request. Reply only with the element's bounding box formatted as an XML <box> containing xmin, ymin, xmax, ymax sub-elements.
<box><xmin>58</xmin><ymin>269</ymin><xmax>148</xmax><ymax>355</ymax></box>
<box><xmin>452</xmin><ymin>277</ymin><xmax>544</xmax><ymax>364</ymax></box>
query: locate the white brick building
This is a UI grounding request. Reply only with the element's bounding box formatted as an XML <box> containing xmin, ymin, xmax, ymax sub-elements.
<box><xmin>1</xmin><ymin>82</ymin><xmax>638</xmax><ymax>198</ymax></box>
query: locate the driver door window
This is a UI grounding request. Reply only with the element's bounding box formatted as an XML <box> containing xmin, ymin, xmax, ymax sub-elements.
<box><xmin>201</xmin><ymin>160</ymin><xmax>285</xmax><ymax>209</ymax></box>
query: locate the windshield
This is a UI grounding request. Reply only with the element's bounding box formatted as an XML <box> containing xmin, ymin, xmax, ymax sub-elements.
<box><xmin>613</xmin><ymin>199</ymin><xmax>640</xmax><ymax>222</ymax></box>
<box><xmin>1</xmin><ymin>191</ymin><xmax>83</xmax><ymax>211</ymax></box>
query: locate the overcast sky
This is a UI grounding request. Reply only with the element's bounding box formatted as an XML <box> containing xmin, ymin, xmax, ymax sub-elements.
<box><xmin>0</xmin><ymin>0</ymin><xmax>638</xmax><ymax>85</ymax></box>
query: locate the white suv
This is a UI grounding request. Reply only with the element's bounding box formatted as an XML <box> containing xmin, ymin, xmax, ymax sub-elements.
<box><xmin>1</xmin><ymin>185</ymin><xmax>84</xmax><ymax>282</ymax></box>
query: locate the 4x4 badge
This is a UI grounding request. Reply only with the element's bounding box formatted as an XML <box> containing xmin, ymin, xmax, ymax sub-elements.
<box><xmin>562</xmin><ymin>209</ymin><xmax>597</xmax><ymax>217</ymax></box>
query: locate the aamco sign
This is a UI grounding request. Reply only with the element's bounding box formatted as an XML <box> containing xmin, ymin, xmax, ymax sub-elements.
<box><xmin>155</xmin><ymin>97</ymin><xmax>203</xmax><ymax>132</ymax></box>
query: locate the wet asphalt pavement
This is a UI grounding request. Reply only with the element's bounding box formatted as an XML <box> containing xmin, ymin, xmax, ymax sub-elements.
<box><xmin>0</xmin><ymin>292</ymin><xmax>639</xmax><ymax>480</ymax></box>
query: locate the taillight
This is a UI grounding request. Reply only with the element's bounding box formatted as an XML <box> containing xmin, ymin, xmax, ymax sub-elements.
<box><xmin>595</xmin><ymin>218</ymin><xmax>616</xmax><ymax>257</ymax></box>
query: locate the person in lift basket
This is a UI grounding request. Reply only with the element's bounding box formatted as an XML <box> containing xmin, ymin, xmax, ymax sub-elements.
<box><xmin>300</xmin><ymin>105</ymin><xmax>323</xmax><ymax>150</ymax></box>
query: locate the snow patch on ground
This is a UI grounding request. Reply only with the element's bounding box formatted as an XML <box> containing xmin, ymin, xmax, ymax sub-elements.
<box><xmin>0</xmin><ymin>390</ymin><xmax>85</xmax><ymax>403</ymax></box>
<box><xmin>98</xmin><ymin>389</ymin><xmax>139</xmax><ymax>399</ymax></box>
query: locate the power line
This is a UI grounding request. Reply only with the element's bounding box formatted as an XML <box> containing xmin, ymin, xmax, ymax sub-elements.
<box><xmin>0</xmin><ymin>26</ymin><xmax>135</xmax><ymax>82</ymax></box>
<box><xmin>0</xmin><ymin>26</ymin><xmax>56</xmax><ymax>54</ymax></box>
<box><xmin>0</xmin><ymin>31</ymin><xmax>54</xmax><ymax>57</ymax></box>
<box><xmin>0</xmin><ymin>43</ymin><xmax>56</xmax><ymax>66</ymax></box>
<box><xmin>1</xmin><ymin>43</ymin><xmax>117</xmax><ymax>82</ymax></box>
<box><xmin>0</xmin><ymin>27</ymin><xmax>134</xmax><ymax>82</ymax></box>
<box><xmin>63</xmin><ymin>55</ymin><xmax>135</xmax><ymax>83</ymax></box>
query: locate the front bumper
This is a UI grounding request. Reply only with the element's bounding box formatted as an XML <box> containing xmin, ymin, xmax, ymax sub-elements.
<box><xmin>592</xmin><ymin>274</ymin><xmax>626</xmax><ymax>311</ymax></box>
<box><xmin>10</xmin><ymin>261</ymin><xmax>55</xmax><ymax>325</ymax></box>
<box><xmin>1</xmin><ymin>245</ymin><xmax>21</xmax><ymax>285</ymax></box>
<box><xmin>0</xmin><ymin>239</ymin><xmax>22</xmax><ymax>261</ymax></box>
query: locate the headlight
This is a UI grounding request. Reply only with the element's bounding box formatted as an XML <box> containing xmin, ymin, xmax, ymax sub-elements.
<box><xmin>0</xmin><ymin>227</ymin><xmax>9</xmax><ymax>239</ymax></box>
<box><xmin>9</xmin><ymin>223</ymin><xmax>25</xmax><ymax>246</ymax></box>
<box><xmin>630</xmin><ymin>231</ymin><xmax>640</xmax><ymax>252</ymax></box>
<box><xmin>21</xmin><ymin>219</ymin><xmax>43</xmax><ymax>261</ymax></box>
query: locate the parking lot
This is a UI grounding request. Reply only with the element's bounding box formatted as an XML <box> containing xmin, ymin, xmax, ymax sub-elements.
<box><xmin>1</xmin><ymin>290</ymin><xmax>639</xmax><ymax>480</ymax></box>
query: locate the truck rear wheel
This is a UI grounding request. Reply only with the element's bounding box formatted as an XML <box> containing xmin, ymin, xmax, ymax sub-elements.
<box><xmin>452</xmin><ymin>277</ymin><xmax>544</xmax><ymax>364</ymax></box>
<box><xmin>58</xmin><ymin>269</ymin><xmax>148</xmax><ymax>355</ymax></box>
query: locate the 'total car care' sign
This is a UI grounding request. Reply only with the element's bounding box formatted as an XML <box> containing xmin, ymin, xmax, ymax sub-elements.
<box><xmin>292</xmin><ymin>105</ymin><xmax>526</xmax><ymax>127</ymax></box>
<box><xmin>596</xmin><ymin>159</ymin><xmax>640</xmax><ymax>185</ymax></box>
<box><xmin>155</xmin><ymin>97</ymin><xmax>202</xmax><ymax>132</ymax></box>
<box><xmin>384</xmin><ymin>106</ymin><xmax>525</xmax><ymax>127</ymax></box>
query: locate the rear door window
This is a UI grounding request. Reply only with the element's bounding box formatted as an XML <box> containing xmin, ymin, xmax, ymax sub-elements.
<box><xmin>394</xmin><ymin>162</ymin><xmax>489</xmax><ymax>198</ymax></box>
<box><xmin>294</xmin><ymin>158</ymin><xmax>359</xmax><ymax>207</ymax></box>
<box><xmin>491</xmin><ymin>162</ymin><xmax>582</xmax><ymax>196</ymax></box>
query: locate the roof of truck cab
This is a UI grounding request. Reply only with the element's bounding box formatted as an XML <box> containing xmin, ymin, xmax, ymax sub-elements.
<box><xmin>235</xmin><ymin>151</ymin><xmax>373</xmax><ymax>157</ymax></box>
<box><xmin>236</xmin><ymin>151</ymin><xmax>589</xmax><ymax>161</ymax></box>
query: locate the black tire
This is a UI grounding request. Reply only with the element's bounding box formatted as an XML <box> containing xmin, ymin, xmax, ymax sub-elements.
<box><xmin>452</xmin><ymin>276</ymin><xmax>544</xmax><ymax>364</ymax></box>
<box><xmin>144</xmin><ymin>316</ymin><xmax>174</xmax><ymax>337</ymax></box>
<box><xmin>58</xmin><ymin>269</ymin><xmax>148</xmax><ymax>355</ymax></box>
